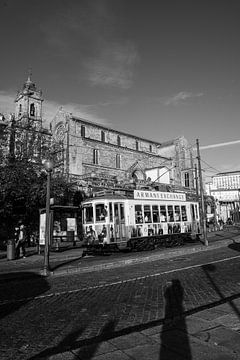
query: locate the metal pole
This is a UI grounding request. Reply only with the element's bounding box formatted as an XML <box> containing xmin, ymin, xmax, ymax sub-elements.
<box><xmin>43</xmin><ymin>169</ymin><xmax>51</xmax><ymax>276</ymax></box>
<box><xmin>196</xmin><ymin>139</ymin><xmax>208</xmax><ymax>246</ymax></box>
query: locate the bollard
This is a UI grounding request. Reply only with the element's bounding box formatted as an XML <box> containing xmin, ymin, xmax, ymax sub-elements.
<box><xmin>7</xmin><ymin>239</ymin><xmax>15</xmax><ymax>260</ymax></box>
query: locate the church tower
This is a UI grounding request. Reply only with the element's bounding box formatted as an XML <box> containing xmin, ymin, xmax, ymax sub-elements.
<box><xmin>15</xmin><ymin>71</ymin><xmax>43</xmax><ymax>130</ymax></box>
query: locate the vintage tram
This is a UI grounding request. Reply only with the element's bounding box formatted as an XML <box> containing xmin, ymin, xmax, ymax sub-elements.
<box><xmin>82</xmin><ymin>189</ymin><xmax>201</xmax><ymax>253</ymax></box>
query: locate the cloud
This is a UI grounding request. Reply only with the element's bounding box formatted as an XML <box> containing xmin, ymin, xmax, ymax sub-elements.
<box><xmin>165</xmin><ymin>91</ymin><xmax>203</xmax><ymax>106</ymax></box>
<box><xmin>0</xmin><ymin>91</ymin><xmax>108</xmax><ymax>127</ymax></box>
<box><xmin>86</xmin><ymin>41</ymin><xmax>139</xmax><ymax>89</ymax></box>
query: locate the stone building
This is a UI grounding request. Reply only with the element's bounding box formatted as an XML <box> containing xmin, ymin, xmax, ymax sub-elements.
<box><xmin>51</xmin><ymin>109</ymin><xmax>195</xmax><ymax>193</ymax></box>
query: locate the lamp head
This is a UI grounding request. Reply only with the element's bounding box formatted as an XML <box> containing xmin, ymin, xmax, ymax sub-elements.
<box><xmin>44</xmin><ymin>159</ymin><xmax>54</xmax><ymax>172</ymax></box>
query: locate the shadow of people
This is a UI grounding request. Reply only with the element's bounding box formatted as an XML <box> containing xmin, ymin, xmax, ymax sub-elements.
<box><xmin>0</xmin><ymin>272</ymin><xmax>50</xmax><ymax>320</ymax></box>
<box><xmin>228</xmin><ymin>242</ymin><xmax>240</xmax><ymax>252</ymax></box>
<box><xmin>202</xmin><ymin>264</ymin><xmax>240</xmax><ymax>319</ymax></box>
<box><xmin>29</xmin><ymin>318</ymin><xmax>117</xmax><ymax>360</ymax></box>
<box><xmin>160</xmin><ymin>279</ymin><xmax>192</xmax><ymax>360</ymax></box>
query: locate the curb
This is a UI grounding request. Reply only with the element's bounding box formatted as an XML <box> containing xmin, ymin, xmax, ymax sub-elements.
<box><xmin>0</xmin><ymin>236</ymin><xmax>239</xmax><ymax>281</ymax></box>
<box><xmin>50</xmin><ymin>237</ymin><xmax>238</xmax><ymax>276</ymax></box>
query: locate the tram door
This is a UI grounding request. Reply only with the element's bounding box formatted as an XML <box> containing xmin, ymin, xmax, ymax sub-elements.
<box><xmin>114</xmin><ymin>203</ymin><xmax>126</xmax><ymax>241</ymax></box>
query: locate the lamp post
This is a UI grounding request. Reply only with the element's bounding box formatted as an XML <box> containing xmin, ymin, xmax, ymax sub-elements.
<box><xmin>43</xmin><ymin>159</ymin><xmax>54</xmax><ymax>276</ymax></box>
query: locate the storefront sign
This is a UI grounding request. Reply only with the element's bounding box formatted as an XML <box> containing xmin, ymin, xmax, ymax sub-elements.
<box><xmin>134</xmin><ymin>190</ymin><xmax>186</xmax><ymax>201</ymax></box>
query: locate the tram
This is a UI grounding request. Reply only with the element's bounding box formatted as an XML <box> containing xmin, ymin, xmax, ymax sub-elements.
<box><xmin>82</xmin><ymin>189</ymin><xmax>201</xmax><ymax>252</ymax></box>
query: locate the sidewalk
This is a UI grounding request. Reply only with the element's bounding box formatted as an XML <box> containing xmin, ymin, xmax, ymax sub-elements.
<box><xmin>0</xmin><ymin>228</ymin><xmax>240</xmax><ymax>280</ymax></box>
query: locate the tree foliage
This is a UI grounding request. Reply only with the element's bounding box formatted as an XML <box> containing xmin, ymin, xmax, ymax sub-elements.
<box><xmin>0</xmin><ymin>159</ymin><xmax>84</xmax><ymax>240</ymax></box>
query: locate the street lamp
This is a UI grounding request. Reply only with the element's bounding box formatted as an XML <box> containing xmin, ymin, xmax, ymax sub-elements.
<box><xmin>43</xmin><ymin>159</ymin><xmax>54</xmax><ymax>276</ymax></box>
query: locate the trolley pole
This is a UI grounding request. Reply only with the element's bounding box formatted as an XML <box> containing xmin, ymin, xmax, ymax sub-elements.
<box><xmin>196</xmin><ymin>139</ymin><xmax>208</xmax><ymax>246</ymax></box>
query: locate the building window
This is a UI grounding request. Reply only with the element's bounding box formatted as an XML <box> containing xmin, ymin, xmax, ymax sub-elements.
<box><xmin>184</xmin><ymin>172</ymin><xmax>190</xmax><ymax>187</ymax></box>
<box><xmin>81</xmin><ymin>125</ymin><xmax>85</xmax><ymax>137</ymax></box>
<box><xmin>93</xmin><ymin>149</ymin><xmax>99</xmax><ymax>165</ymax></box>
<box><xmin>117</xmin><ymin>135</ymin><xmax>121</xmax><ymax>146</ymax></box>
<box><xmin>19</xmin><ymin>104</ymin><xmax>22</xmax><ymax>116</ymax></box>
<box><xmin>101</xmin><ymin>131</ymin><xmax>105</xmax><ymax>142</ymax></box>
<box><xmin>136</xmin><ymin>140</ymin><xmax>139</xmax><ymax>151</ymax></box>
<box><xmin>116</xmin><ymin>154</ymin><xmax>121</xmax><ymax>169</ymax></box>
<box><xmin>30</xmin><ymin>103</ymin><xmax>35</xmax><ymax>117</ymax></box>
<box><xmin>149</xmin><ymin>144</ymin><xmax>152</xmax><ymax>152</ymax></box>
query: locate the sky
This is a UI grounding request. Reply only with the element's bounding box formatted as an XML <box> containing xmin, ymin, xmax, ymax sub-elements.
<box><xmin>1</xmin><ymin>0</ymin><xmax>240</xmax><ymax>181</ymax></box>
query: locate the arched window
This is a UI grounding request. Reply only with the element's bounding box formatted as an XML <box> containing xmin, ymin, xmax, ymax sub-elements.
<box><xmin>81</xmin><ymin>125</ymin><xmax>85</xmax><ymax>137</ymax></box>
<box><xmin>93</xmin><ymin>149</ymin><xmax>99</xmax><ymax>165</ymax></box>
<box><xmin>117</xmin><ymin>135</ymin><xmax>121</xmax><ymax>146</ymax></box>
<box><xmin>116</xmin><ymin>154</ymin><xmax>121</xmax><ymax>169</ymax></box>
<box><xmin>30</xmin><ymin>103</ymin><xmax>35</xmax><ymax>117</ymax></box>
<box><xmin>101</xmin><ymin>130</ymin><xmax>105</xmax><ymax>142</ymax></box>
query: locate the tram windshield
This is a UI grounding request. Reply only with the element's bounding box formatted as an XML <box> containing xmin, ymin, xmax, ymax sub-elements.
<box><xmin>96</xmin><ymin>203</ymin><xmax>106</xmax><ymax>222</ymax></box>
<box><xmin>84</xmin><ymin>204</ymin><xmax>93</xmax><ymax>224</ymax></box>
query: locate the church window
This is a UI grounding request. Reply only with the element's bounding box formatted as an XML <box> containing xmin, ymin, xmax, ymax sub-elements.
<box><xmin>101</xmin><ymin>130</ymin><xmax>105</xmax><ymax>142</ymax></box>
<box><xmin>116</xmin><ymin>154</ymin><xmax>121</xmax><ymax>169</ymax></box>
<box><xmin>184</xmin><ymin>172</ymin><xmax>190</xmax><ymax>187</ymax></box>
<box><xmin>117</xmin><ymin>135</ymin><xmax>121</xmax><ymax>146</ymax></box>
<box><xmin>93</xmin><ymin>149</ymin><xmax>99</xmax><ymax>165</ymax></box>
<box><xmin>30</xmin><ymin>103</ymin><xmax>35</xmax><ymax>117</ymax></box>
<box><xmin>81</xmin><ymin>125</ymin><xmax>85</xmax><ymax>137</ymax></box>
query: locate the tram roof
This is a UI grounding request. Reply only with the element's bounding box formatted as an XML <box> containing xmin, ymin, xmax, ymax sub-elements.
<box><xmin>82</xmin><ymin>193</ymin><xmax>133</xmax><ymax>203</ymax></box>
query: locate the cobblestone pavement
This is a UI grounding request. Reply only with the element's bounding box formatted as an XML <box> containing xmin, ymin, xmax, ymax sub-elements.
<box><xmin>0</xmin><ymin>244</ymin><xmax>240</xmax><ymax>359</ymax></box>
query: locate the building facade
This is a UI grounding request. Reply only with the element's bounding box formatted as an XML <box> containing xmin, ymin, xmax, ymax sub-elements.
<box><xmin>206</xmin><ymin>171</ymin><xmax>240</xmax><ymax>222</ymax></box>
<box><xmin>51</xmin><ymin>109</ymin><xmax>196</xmax><ymax>193</ymax></box>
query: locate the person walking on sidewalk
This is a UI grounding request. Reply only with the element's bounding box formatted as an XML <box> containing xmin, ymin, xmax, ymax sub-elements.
<box><xmin>15</xmin><ymin>222</ymin><xmax>27</xmax><ymax>259</ymax></box>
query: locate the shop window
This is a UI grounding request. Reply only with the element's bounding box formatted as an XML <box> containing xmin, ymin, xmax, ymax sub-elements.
<box><xmin>174</xmin><ymin>205</ymin><xmax>181</xmax><ymax>221</ymax></box>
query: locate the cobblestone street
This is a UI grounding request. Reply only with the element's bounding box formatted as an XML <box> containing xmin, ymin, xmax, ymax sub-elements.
<box><xmin>0</xmin><ymin>242</ymin><xmax>240</xmax><ymax>359</ymax></box>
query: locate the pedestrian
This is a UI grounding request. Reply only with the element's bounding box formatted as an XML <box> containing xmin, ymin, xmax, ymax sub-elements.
<box><xmin>15</xmin><ymin>222</ymin><xmax>27</xmax><ymax>259</ymax></box>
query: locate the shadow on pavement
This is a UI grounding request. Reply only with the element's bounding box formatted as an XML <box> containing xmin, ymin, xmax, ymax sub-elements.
<box><xmin>228</xmin><ymin>242</ymin><xmax>240</xmax><ymax>252</ymax></box>
<box><xmin>50</xmin><ymin>256</ymin><xmax>83</xmax><ymax>271</ymax></box>
<box><xmin>202</xmin><ymin>264</ymin><xmax>240</xmax><ymax>319</ymax></box>
<box><xmin>160</xmin><ymin>279</ymin><xmax>192</xmax><ymax>360</ymax></box>
<box><xmin>29</xmin><ymin>319</ymin><xmax>117</xmax><ymax>360</ymax></box>
<box><xmin>0</xmin><ymin>272</ymin><xmax>50</xmax><ymax>321</ymax></box>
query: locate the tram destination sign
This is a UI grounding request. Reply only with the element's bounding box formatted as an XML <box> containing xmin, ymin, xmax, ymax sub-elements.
<box><xmin>134</xmin><ymin>190</ymin><xmax>186</xmax><ymax>201</ymax></box>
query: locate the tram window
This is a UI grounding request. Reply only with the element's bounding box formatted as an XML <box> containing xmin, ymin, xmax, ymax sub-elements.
<box><xmin>120</xmin><ymin>204</ymin><xmax>125</xmax><ymax>220</ymax></box>
<box><xmin>174</xmin><ymin>205</ymin><xmax>181</xmax><ymax>221</ymax></box>
<box><xmin>109</xmin><ymin>202</ymin><xmax>113</xmax><ymax>222</ymax></box>
<box><xmin>191</xmin><ymin>204</ymin><xmax>196</xmax><ymax>221</ymax></box>
<box><xmin>167</xmin><ymin>205</ymin><xmax>174</xmax><ymax>222</ymax></box>
<box><xmin>84</xmin><ymin>205</ymin><xmax>93</xmax><ymax>223</ymax></box>
<box><xmin>96</xmin><ymin>203</ymin><xmax>106</xmax><ymax>222</ymax></box>
<box><xmin>152</xmin><ymin>205</ymin><xmax>159</xmax><ymax>223</ymax></box>
<box><xmin>160</xmin><ymin>206</ymin><xmax>167</xmax><ymax>222</ymax></box>
<box><xmin>135</xmin><ymin>205</ymin><xmax>143</xmax><ymax>223</ymax></box>
<box><xmin>144</xmin><ymin>205</ymin><xmax>152</xmax><ymax>223</ymax></box>
<box><xmin>181</xmin><ymin>205</ymin><xmax>187</xmax><ymax>221</ymax></box>
<box><xmin>195</xmin><ymin>205</ymin><xmax>199</xmax><ymax>220</ymax></box>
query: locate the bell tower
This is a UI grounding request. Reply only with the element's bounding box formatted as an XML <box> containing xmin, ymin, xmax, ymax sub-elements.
<box><xmin>15</xmin><ymin>70</ymin><xmax>43</xmax><ymax>130</ymax></box>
